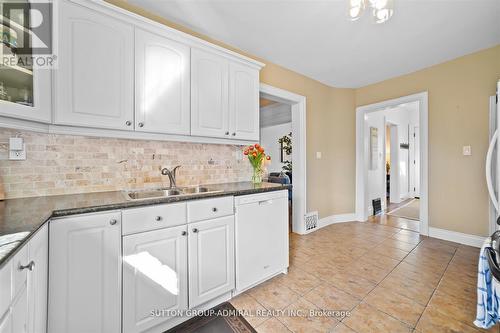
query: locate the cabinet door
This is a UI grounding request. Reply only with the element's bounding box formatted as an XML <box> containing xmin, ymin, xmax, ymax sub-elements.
<box><xmin>0</xmin><ymin>310</ymin><xmax>11</xmax><ymax>333</ymax></box>
<box><xmin>191</xmin><ymin>49</ymin><xmax>229</xmax><ymax>138</ymax></box>
<box><xmin>11</xmin><ymin>287</ymin><xmax>28</xmax><ymax>333</ymax></box>
<box><xmin>123</xmin><ymin>225</ymin><xmax>188</xmax><ymax>333</ymax></box>
<box><xmin>229</xmin><ymin>62</ymin><xmax>260</xmax><ymax>141</ymax></box>
<box><xmin>48</xmin><ymin>212</ymin><xmax>122</xmax><ymax>333</ymax></box>
<box><xmin>27</xmin><ymin>224</ymin><xmax>48</xmax><ymax>333</ymax></box>
<box><xmin>188</xmin><ymin>216</ymin><xmax>234</xmax><ymax>308</ymax></box>
<box><xmin>55</xmin><ymin>1</ymin><xmax>134</xmax><ymax>130</ymax></box>
<box><xmin>135</xmin><ymin>28</ymin><xmax>190</xmax><ymax>135</ymax></box>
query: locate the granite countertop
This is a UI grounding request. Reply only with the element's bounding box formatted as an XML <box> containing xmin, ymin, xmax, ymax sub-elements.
<box><xmin>0</xmin><ymin>181</ymin><xmax>291</xmax><ymax>268</ymax></box>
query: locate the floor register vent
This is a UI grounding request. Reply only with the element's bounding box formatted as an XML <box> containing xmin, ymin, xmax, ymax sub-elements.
<box><xmin>304</xmin><ymin>211</ymin><xmax>318</xmax><ymax>233</ymax></box>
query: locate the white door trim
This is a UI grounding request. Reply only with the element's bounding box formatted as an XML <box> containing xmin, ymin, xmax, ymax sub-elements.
<box><xmin>260</xmin><ymin>83</ymin><xmax>307</xmax><ymax>234</ymax></box>
<box><xmin>356</xmin><ymin>92</ymin><xmax>429</xmax><ymax>236</ymax></box>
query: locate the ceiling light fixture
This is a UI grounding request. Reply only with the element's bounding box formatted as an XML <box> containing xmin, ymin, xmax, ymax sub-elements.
<box><xmin>349</xmin><ymin>0</ymin><xmax>394</xmax><ymax>23</ymax></box>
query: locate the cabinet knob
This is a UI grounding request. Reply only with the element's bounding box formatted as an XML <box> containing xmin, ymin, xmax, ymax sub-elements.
<box><xmin>192</xmin><ymin>228</ymin><xmax>199</xmax><ymax>233</ymax></box>
<box><xmin>19</xmin><ymin>261</ymin><xmax>35</xmax><ymax>271</ymax></box>
<box><xmin>225</xmin><ymin>131</ymin><xmax>229</xmax><ymax>135</ymax></box>
<box><xmin>138</xmin><ymin>122</ymin><xmax>144</xmax><ymax>128</ymax></box>
<box><xmin>155</xmin><ymin>216</ymin><xmax>163</xmax><ymax>222</ymax></box>
<box><xmin>232</xmin><ymin>132</ymin><xmax>236</xmax><ymax>136</ymax></box>
<box><xmin>181</xmin><ymin>231</ymin><xmax>187</xmax><ymax>236</ymax></box>
<box><xmin>110</xmin><ymin>219</ymin><xmax>118</xmax><ymax>225</ymax></box>
<box><xmin>212</xmin><ymin>207</ymin><xmax>218</xmax><ymax>212</ymax></box>
<box><xmin>125</xmin><ymin>121</ymin><xmax>132</xmax><ymax>126</ymax></box>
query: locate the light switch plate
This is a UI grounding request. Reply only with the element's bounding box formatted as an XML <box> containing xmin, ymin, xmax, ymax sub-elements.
<box><xmin>316</xmin><ymin>152</ymin><xmax>322</xmax><ymax>159</ymax></box>
<box><xmin>462</xmin><ymin>145</ymin><xmax>472</xmax><ymax>156</ymax></box>
<box><xmin>9</xmin><ymin>143</ymin><xmax>26</xmax><ymax>160</ymax></box>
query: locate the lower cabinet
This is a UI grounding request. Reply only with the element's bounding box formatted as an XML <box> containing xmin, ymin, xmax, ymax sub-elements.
<box><xmin>48</xmin><ymin>212</ymin><xmax>122</xmax><ymax>333</ymax></box>
<box><xmin>0</xmin><ymin>224</ymin><xmax>48</xmax><ymax>333</ymax></box>
<box><xmin>188</xmin><ymin>215</ymin><xmax>235</xmax><ymax>308</ymax></box>
<box><xmin>122</xmin><ymin>225</ymin><xmax>188</xmax><ymax>333</ymax></box>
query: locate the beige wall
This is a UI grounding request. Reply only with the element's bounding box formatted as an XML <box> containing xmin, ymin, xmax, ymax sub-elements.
<box><xmin>106</xmin><ymin>0</ymin><xmax>357</xmax><ymax>218</ymax></box>
<box><xmin>356</xmin><ymin>45</ymin><xmax>500</xmax><ymax>236</ymax></box>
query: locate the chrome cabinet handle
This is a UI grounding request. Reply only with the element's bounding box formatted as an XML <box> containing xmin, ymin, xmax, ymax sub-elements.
<box><xmin>110</xmin><ymin>219</ymin><xmax>118</xmax><ymax>225</ymax></box>
<box><xmin>225</xmin><ymin>131</ymin><xmax>229</xmax><ymax>135</ymax></box>
<box><xmin>212</xmin><ymin>207</ymin><xmax>218</xmax><ymax>212</ymax></box>
<box><xmin>181</xmin><ymin>231</ymin><xmax>187</xmax><ymax>236</ymax></box>
<box><xmin>138</xmin><ymin>122</ymin><xmax>144</xmax><ymax>128</ymax></box>
<box><xmin>232</xmin><ymin>132</ymin><xmax>236</xmax><ymax>136</ymax></box>
<box><xmin>155</xmin><ymin>216</ymin><xmax>162</xmax><ymax>222</ymax></box>
<box><xmin>125</xmin><ymin>121</ymin><xmax>132</xmax><ymax>126</ymax></box>
<box><xmin>192</xmin><ymin>228</ymin><xmax>198</xmax><ymax>233</ymax></box>
<box><xmin>19</xmin><ymin>261</ymin><xmax>35</xmax><ymax>271</ymax></box>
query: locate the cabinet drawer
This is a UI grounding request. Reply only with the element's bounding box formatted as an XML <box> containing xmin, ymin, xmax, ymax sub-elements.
<box><xmin>0</xmin><ymin>260</ymin><xmax>12</xmax><ymax>319</ymax></box>
<box><xmin>122</xmin><ymin>203</ymin><xmax>187</xmax><ymax>235</ymax></box>
<box><xmin>187</xmin><ymin>196</ymin><xmax>233</xmax><ymax>223</ymax></box>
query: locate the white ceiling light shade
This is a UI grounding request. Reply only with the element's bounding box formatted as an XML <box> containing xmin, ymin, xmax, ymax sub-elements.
<box><xmin>349</xmin><ymin>0</ymin><xmax>394</xmax><ymax>23</ymax></box>
<box><xmin>349</xmin><ymin>0</ymin><xmax>366</xmax><ymax>21</ymax></box>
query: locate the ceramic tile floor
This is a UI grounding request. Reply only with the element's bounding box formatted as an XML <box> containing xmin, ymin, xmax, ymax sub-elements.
<box><xmin>230</xmin><ymin>220</ymin><xmax>495</xmax><ymax>333</ymax></box>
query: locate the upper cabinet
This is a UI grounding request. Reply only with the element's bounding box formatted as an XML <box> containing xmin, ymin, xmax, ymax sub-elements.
<box><xmin>190</xmin><ymin>48</ymin><xmax>229</xmax><ymax>138</ymax></box>
<box><xmin>0</xmin><ymin>1</ymin><xmax>51</xmax><ymax>123</ymax></box>
<box><xmin>191</xmin><ymin>48</ymin><xmax>260</xmax><ymax>141</ymax></box>
<box><xmin>135</xmin><ymin>28</ymin><xmax>191</xmax><ymax>135</ymax></box>
<box><xmin>54</xmin><ymin>1</ymin><xmax>134</xmax><ymax>130</ymax></box>
<box><xmin>229</xmin><ymin>62</ymin><xmax>260</xmax><ymax>141</ymax></box>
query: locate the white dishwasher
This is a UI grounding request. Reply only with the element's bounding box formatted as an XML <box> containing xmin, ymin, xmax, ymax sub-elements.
<box><xmin>234</xmin><ymin>190</ymin><xmax>289</xmax><ymax>293</ymax></box>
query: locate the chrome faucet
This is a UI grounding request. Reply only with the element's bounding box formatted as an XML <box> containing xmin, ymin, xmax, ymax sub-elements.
<box><xmin>161</xmin><ymin>165</ymin><xmax>181</xmax><ymax>188</ymax></box>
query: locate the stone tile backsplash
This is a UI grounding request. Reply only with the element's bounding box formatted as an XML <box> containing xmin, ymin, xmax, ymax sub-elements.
<box><xmin>0</xmin><ymin>128</ymin><xmax>252</xmax><ymax>199</ymax></box>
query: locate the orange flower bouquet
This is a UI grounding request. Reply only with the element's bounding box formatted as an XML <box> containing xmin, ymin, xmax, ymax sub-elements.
<box><xmin>244</xmin><ymin>143</ymin><xmax>271</xmax><ymax>184</ymax></box>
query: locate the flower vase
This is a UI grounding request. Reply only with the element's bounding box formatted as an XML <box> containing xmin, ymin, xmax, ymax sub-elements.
<box><xmin>252</xmin><ymin>167</ymin><xmax>263</xmax><ymax>184</ymax></box>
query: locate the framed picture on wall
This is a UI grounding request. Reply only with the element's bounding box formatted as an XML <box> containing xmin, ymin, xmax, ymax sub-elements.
<box><xmin>370</xmin><ymin>127</ymin><xmax>379</xmax><ymax>170</ymax></box>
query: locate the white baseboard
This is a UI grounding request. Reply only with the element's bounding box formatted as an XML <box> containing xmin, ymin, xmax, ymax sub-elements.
<box><xmin>428</xmin><ymin>227</ymin><xmax>486</xmax><ymax>248</ymax></box>
<box><xmin>318</xmin><ymin>213</ymin><xmax>359</xmax><ymax>229</ymax></box>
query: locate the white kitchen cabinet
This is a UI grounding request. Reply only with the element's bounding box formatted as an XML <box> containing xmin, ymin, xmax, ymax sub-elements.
<box><xmin>122</xmin><ymin>225</ymin><xmax>188</xmax><ymax>333</ymax></box>
<box><xmin>27</xmin><ymin>225</ymin><xmax>48</xmax><ymax>333</ymax></box>
<box><xmin>48</xmin><ymin>212</ymin><xmax>122</xmax><ymax>333</ymax></box>
<box><xmin>135</xmin><ymin>28</ymin><xmax>191</xmax><ymax>135</ymax></box>
<box><xmin>188</xmin><ymin>215</ymin><xmax>235</xmax><ymax>308</ymax></box>
<box><xmin>54</xmin><ymin>1</ymin><xmax>134</xmax><ymax>130</ymax></box>
<box><xmin>0</xmin><ymin>224</ymin><xmax>47</xmax><ymax>333</ymax></box>
<box><xmin>235</xmin><ymin>190</ymin><xmax>289</xmax><ymax>292</ymax></box>
<box><xmin>190</xmin><ymin>48</ymin><xmax>229</xmax><ymax>138</ymax></box>
<box><xmin>229</xmin><ymin>62</ymin><xmax>260</xmax><ymax>141</ymax></box>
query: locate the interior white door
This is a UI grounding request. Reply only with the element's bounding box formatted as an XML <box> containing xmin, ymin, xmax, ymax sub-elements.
<box><xmin>413</xmin><ymin>126</ymin><xmax>420</xmax><ymax>197</ymax></box>
<box><xmin>190</xmin><ymin>49</ymin><xmax>229</xmax><ymax>138</ymax></box>
<box><xmin>229</xmin><ymin>62</ymin><xmax>259</xmax><ymax>141</ymax></box>
<box><xmin>135</xmin><ymin>28</ymin><xmax>191</xmax><ymax>135</ymax></box>
<box><xmin>27</xmin><ymin>224</ymin><xmax>48</xmax><ymax>333</ymax></box>
<box><xmin>122</xmin><ymin>225</ymin><xmax>188</xmax><ymax>333</ymax></box>
<box><xmin>188</xmin><ymin>216</ymin><xmax>235</xmax><ymax>308</ymax></box>
<box><xmin>55</xmin><ymin>1</ymin><xmax>134</xmax><ymax>130</ymax></box>
<box><xmin>48</xmin><ymin>212</ymin><xmax>122</xmax><ymax>333</ymax></box>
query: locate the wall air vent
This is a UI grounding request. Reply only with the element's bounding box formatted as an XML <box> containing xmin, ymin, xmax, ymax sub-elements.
<box><xmin>304</xmin><ymin>211</ymin><xmax>318</xmax><ymax>233</ymax></box>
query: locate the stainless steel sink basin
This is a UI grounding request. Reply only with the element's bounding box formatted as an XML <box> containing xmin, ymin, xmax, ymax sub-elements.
<box><xmin>124</xmin><ymin>186</ymin><xmax>222</xmax><ymax>200</ymax></box>
<box><xmin>126</xmin><ymin>189</ymin><xmax>182</xmax><ymax>200</ymax></box>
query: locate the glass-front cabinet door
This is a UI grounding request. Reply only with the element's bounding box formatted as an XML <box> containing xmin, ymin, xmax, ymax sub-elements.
<box><xmin>0</xmin><ymin>0</ymin><xmax>51</xmax><ymax>123</ymax></box>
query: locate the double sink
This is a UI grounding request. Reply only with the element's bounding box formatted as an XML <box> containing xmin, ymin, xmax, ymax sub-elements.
<box><xmin>125</xmin><ymin>186</ymin><xmax>222</xmax><ymax>201</ymax></box>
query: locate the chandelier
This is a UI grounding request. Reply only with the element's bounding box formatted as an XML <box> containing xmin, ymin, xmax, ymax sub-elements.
<box><xmin>349</xmin><ymin>0</ymin><xmax>394</xmax><ymax>24</ymax></box>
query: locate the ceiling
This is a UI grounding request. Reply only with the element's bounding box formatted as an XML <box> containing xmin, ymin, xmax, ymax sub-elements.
<box><xmin>129</xmin><ymin>0</ymin><xmax>500</xmax><ymax>88</ymax></box>
<box><xmin>260</xmin><ymin>103</ymin><xmax>291</xmax><ymax>128</ymax></box>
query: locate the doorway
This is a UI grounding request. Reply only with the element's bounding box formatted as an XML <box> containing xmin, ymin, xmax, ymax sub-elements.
<box><xmin>259</xmin><ymin>84</ymin><xmax>307</xmax><ymax>235</ymax></box>
<box><xmin>356</xmin><ymin>92</ymin><xmax>429</xmax><ymax>236</ymax></box>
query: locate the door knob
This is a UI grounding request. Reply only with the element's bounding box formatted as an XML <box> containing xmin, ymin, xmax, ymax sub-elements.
<box><xmin>19</xmin><ymin>261</ymin><xmax>35</xmax><ymax>271</ymax></box>
<box><xmin>225</xmin><ymin>131</ymin><xmax>229</xmax><ymax>135</ymax></box>
<box><xmin>192</xmin><ymin>228</ymin><xmax>199</xmax><ymax>233</ymax></box>
<box><xmin>212</xmin><ymin>207</ymin><xmax>218</xmax><ymax>212</ymax></box>
<box><xmin>125</xmin><ymin>121</ymin><xmax>132</xmax><ymax>126</ymax></box>
<box><xmin>138</xmin><ymin>122</ymin><xmax>144</xmax><ymax>128</ymax></box>
<box><xmin>155</xmin><ymin>216</ymin><xmax>163</xmax><ymax>221</ymax></box>
<box><xmin>181</xmin><ymin>231</ymin><xmax>187</xmax><ymax>236</ymax></box>
<box><xmin>110</xmin><ymin>219</ymin><xmax>118</xmax><ymax>225</ymax></box>
<box><xmin>232</xmin><ymin>132</ymin><xmax>236</xmax><ymax>136</ymax></box>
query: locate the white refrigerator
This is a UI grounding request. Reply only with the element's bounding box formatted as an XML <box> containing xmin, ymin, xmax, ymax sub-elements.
<box><xmin>486</xmin><ymin>80</ymin><xmax>500</xmax><ymax>234</ymax></box>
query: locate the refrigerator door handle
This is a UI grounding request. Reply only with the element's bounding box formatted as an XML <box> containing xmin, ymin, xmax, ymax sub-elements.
<box><xmin>486</xmin><ymin>129</ymin><xmax>499</xmax><ymax>212</ymax></box>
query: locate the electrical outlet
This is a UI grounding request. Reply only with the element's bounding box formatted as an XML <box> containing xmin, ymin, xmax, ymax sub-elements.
<box><xmin>9</xmin><ymin>143</ymin><xmax>26</xmax><ymax>160</ymax></box>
